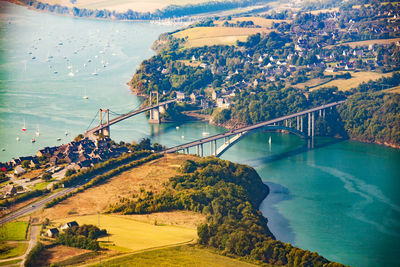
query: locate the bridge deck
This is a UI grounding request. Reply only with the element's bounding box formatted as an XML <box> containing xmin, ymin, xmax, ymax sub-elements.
<box><xmin>163</xmin><ymin>100</ymin><xmax>345</xmax><ymax>154</ymax></box>
<box><xmin>85</xmin><ymin>99</ymin><xmax>176</xmax><ymax>135</ymax></box>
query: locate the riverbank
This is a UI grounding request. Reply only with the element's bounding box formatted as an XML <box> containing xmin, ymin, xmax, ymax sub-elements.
<box><xmin>3</xmin><ymin>0</ymin><xmax>265</xmax><ymax>22</ymax></box>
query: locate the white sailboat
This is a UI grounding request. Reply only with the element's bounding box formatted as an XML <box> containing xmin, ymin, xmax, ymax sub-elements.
<box><xmin>83</xmin><ymin>88</ymin><xmax>88</xmax><ymax>99</ymax></box>
<box><xmin>268</xmin><ymin>136</ymin><xmax>272</xmax><ymax>144</ymax></box>
<box><xmin>36</xmin><ymin>125</ymin><xmax>40</xmax><ymax>137</ymax></box>
<box><xmin>91</xmin><ymin>65</ymin><xmax>98</xmax><ymax>76</ymax></box>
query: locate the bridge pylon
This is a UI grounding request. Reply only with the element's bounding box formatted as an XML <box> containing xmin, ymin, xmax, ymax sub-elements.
<box><xmin>149</xmin><ymin>91</ymin><xmax>160</xmax><ymax>124</ymax></box>
<box><xmin>99</xmin><ymin>108</ymin><xmax>110</xmax><ymax>137</ymax></box>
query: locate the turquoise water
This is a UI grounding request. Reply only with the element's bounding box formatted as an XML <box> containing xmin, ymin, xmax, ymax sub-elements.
<box><xmin>1</xmin><ymin>3</ymin><xmax>400</xmax><ymax>266</ymax></box>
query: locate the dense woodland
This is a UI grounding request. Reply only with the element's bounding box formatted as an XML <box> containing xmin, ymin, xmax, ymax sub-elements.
<box><xmin>108</xmin><ymin>157</ymin><xmax>343</xmax><ymax>266</ymax></box>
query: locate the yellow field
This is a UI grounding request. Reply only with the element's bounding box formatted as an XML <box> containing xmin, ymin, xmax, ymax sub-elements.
<box><xmin>313</xmin><ymin>71</ymin><xmax>393</xmax><ymax>91</ymax></box>
<box><xmin>326</xmin><ymin>38</ymin><xmax>400</xmax><ymax>48</ymax></box>
<box><xmin>384</xmin><ymin>85</ymin><xmax>400</xmax><ymax>94</ymax></box>
<box><xmin>38</xmin><ymin>0</ymin><xmax>221</xmax><ymax>13</ymax></box>
<box><xmin>215</xmin><ymin>17</ymin><xmax>291</xmax><ymax>28</ymax></box>
<box><xmin>54</xmin><ymin>214</ymin><xmax>197</xmax><ymax>252</ymax></box>
<box><xmin>88</xmin><ymin>245</ymin><xmax>257</xmax><ymax>267</ymax></box>
<box><xmin>173</xmin><ymin>27</ymin><xmax>271</xmax><ymax>48</ymax></box>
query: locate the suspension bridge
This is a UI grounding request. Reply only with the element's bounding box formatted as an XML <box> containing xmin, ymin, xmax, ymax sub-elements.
<box><xmin>84</xmin><ymin>91</ymin><xmax>176</xmax><ymax>139</ymax></box>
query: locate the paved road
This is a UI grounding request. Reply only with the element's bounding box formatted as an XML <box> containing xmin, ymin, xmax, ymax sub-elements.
<box><xmin>0</xmin><ymin>187</ymin><xmax>76</xmax><ymax>225</ymax></box>
<box><xmin>163</xmin><ymin>101</ymin><xmax>346</xmax><ymax>153</ymax></box>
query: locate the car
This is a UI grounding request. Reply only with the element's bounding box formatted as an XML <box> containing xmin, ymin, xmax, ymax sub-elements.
<box><xmin>31</xmin><ymin>205</ymin><xmax>35</xmax><ymax>208</ymax></box>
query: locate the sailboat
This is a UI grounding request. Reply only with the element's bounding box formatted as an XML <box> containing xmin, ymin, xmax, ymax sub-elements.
<box><xmin>268</xmin><ymin>136</ymin><xmax>272</xmax><ymax>144</ymax></box>
<box><xmin>91</xmin><ymin>65</ymin><xmax>98</xmax><ymax>76</ymax></box>
<box><xmin>31</xmin><ymin>138</ymin><xmax>36</xmax><ymax>143</ymax></box>
<box><xmin>68</xmin><ymin>66</ymin><xmax>75</xmax><ymax>77</ymax></box>
<box><xmin>22</xmin><ymin>120</ymin><xmax>26</xmax><ymax>131</ymax></box>
<box><xmin>16</xmin><ymin>137</ymin><xmax>20</xmax><ymax>141</ymax></box>
<box><xmin>36</xmin><ymin>125</ymin><xmax>40</xmax><ymax>137</ymax></box>
<box><xmin>83</xmin><ymin>88</ymin><xmax>88</xmax><ymax>99</ymax></box>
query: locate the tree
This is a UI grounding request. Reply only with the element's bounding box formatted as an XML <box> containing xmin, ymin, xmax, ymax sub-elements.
<box><xmin>65</xmin><ymin>169</ymin><xmax>76</xmax><ymax>177</ymax></box>
<box><xmin>41</xmin><ymin>173</ymin><xmax>52</xmax><ymax>181</ymax></box>
<box><xmin>22</xmin><ymin>160</ymin><xmax>30</xmax><ymax>169</ymax></box>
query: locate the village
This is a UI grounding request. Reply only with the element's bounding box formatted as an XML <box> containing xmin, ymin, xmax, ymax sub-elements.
<box><xmin>0</xmin><ymin>137</ymin><xmax>131</xmax><ymax>199</ymax></box>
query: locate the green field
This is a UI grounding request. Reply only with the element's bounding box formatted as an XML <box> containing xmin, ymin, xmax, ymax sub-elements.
<box><xmin>0</xmin><ymin>221</ymin><xmax>28</xmax><ymax>241</ymax></box>
<box><xmin>0</xmin><ymin>258</ymin><xmax>22</xmax><ymax>266</ymax></box>
<box><xmin>0</xmin><ymin>242</ymin><xmax>28</xmax><ymax>260</ymax></box>
<box><xmin>88</xmin><ymin>245</ymin><xmax>257</xmax><ymax>267</ymax></box>
<box><xmin>55</xmin><ymin>215</ymin><xmax>197</xmax><ymax>252</ymax></box>
<box><xmin>31</xmin><ymin>181</ymin><xmax>51</xmax><ymax>190</ymax></box>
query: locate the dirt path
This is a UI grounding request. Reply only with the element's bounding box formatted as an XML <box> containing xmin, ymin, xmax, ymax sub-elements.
<box><xmin>0</xmin><ymin>225</ymin><xmax>39</xmax><ymax>266</ymax></box>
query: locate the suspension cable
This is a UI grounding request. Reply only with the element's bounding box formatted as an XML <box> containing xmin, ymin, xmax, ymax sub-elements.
<box><xmin>86</xmin><ymin>110</ymin><xmax>99</xmax><ymax>131</ymax></box>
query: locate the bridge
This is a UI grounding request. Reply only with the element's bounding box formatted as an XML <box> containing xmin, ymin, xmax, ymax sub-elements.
<box><xmin>163</xmin><ymin>100</ymin><xmax>345</xmax><ymax>157</ymax></box>
<box><xmin>85</xmin><ymin>91</ymin><xmax>176</xmax><ymax>138</ymax></box>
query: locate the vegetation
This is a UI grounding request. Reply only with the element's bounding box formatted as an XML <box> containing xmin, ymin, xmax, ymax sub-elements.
<box><xmin>0</xmin><ymin>221</ymin><xmax>28</xmax><ymax>241</ymax></box>
<box><xmin>25</xmin><ymin>242</ymin><xmax>45</xmax><ymax>267</ymax></box>
<box><xmin>0</xmin><ymin>242</ymin><xmax>28</xmax><ymax>259</ymax></box>
<box><xmin>108</xmin><ymin>157</ymin><xmax>343</xmax><ymax>266</ymax></box>
<box><xmin>339</xmin><ymin>92</ymin><xmax>400</xmax><ymax>146</ymax></box>
<box><xmin>56</xmin><ymin>225</ymin><xmax>106</xmax><ymax>251</ymax></box>
<box><xmin>88</xmin><ymin>244</ymin><xmax>257</xmax><ymax>267</ymax></box>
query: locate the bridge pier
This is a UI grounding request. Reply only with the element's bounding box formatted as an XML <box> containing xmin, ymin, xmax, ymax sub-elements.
<box><xmin>312</xmin><ymin>112</ymin><xmax>315</xmax><ymax>137</ymax></box>
<box><xmin>210</xmin><ymin>141</ymin><xmax>213</xmax><ymax>156</ymax></box>
<box><xmin>323</xmin><ymin>109</ymin><xmax>326</xmax><ymax>118</ymax></box>
<box><xmin>301</xmin><ymin>116</ymin><xmax>303</xmax><ymax>132</ymax></box>
<box><xmin>149</xmin><ymin>108</ymin><xmax>160</xmax><ymax>124</ymax></box>
<box><xmin>200</xmin><ymin>143</ymin><xmax>203</xmax><ymax>157</ymax></box>
<box><xmin>308</xmin><ymin>113</ymin><xmax>311</xmax><ymax>137</ymax></box>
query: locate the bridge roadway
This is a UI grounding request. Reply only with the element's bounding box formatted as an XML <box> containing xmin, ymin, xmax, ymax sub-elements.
<box><xmin>163</xmin><ymin>100</ymin><xmax>346</xmax><ymax>154</ymax></box>
<box><xmin>85</xmin><ymin>99</ymin><xmax>176</xmax><ymax>136</ymax></box>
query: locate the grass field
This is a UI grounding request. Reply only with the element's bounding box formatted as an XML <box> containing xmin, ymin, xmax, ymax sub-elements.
<box><xmin>0</xmin><ymin>221</ymin><xmax>28</xmax><ymax>241</ymax></box>
<box><xmin>31</xmin><ymin>181</ymin><xmax>51</xmax><ymax>190</ymax></box>
<box><xmin>384</xmin><ymin>85</ymin><xmax>400</xmax><ymax>94</ymax></box>
<box><xmin>0</xmin><ymin>258</ymin><xmax>22</xmax><ymax>266</ymax></box>
<box><xmin>38</xmin><ymin>154</ymin><xmax>199</xmax><ymax>221</ymax></box>
<box><xmin>38</xmin><ymin>0</ymin><xmax>223</xmax><ymax>12</ymax></box>
<box><xmin>313</xmin><ymin>71</ymin><xmax>393</xmax><ymax>91</ymax></box>
<box><xmin>54</xmin><ymin>214</ymin><xmax>197</xmax><ymax>252</ymax></box>
<box><xmin>215</xmin><ymin>17</ymin><xmax>291</xmax><ymax>28</ymax></box>
<box><xmin>325</xmin><ymin>38</ymin><xmax>400</xmax><ymax>48</ymax></box>
<box><xmin>0</xmin><ymin>242</ymin><xmax>28</xmax><ymax>260</ymax></box>
<box><xmin>173</xmin><ymin>27</ymin><xmax>270</xmax><ymax>48</ymax></box>
<box><xmin>88</xmin><ymin>244</ymin><xmax>257</xmax><ymax>267</ymax></box>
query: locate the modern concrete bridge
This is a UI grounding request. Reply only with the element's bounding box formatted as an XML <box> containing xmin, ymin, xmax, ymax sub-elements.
<box><xmin>85</xmin><ymin>91</ymin><xmax>175</xmax><ymax>138</ymax></box>
<box><xmin>163</xmin><ymin>100</ymin><xmax>345</xmax><ymax>157</ymax></box>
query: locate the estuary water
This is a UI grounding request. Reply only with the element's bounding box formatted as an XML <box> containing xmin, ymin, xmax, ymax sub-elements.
<box><xmin>1</xmin><ymin>3</ymin><xmax>400</xmax><ymax>266</ymax></box>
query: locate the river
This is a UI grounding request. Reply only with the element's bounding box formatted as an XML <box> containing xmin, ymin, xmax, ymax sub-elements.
<box><xmin>1</xmin><ymin>3</ymin><xmax>399</xmax><ymax>266</ymax></box>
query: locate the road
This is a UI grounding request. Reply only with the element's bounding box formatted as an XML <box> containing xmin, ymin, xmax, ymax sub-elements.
<box><xmin>0</xmin><ymin>187</ymin><xmax>76</xmax><ymax>225</ymax></box>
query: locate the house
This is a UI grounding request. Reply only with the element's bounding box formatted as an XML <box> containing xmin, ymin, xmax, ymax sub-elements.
<box><xmin>49</xmin><ymin>156</ymin><xmax>59</xmax><ymax>166</ymax></box>
<box><xmin>61</xmin><ymin>221</ymin><xmax>79</xmax><ymax>231</ymax></box>
<box><xmin>175</xmin><ymin>91</ymin><xmax>185</xmax><ymax>101</ymax></box>
<box><xmin>216</xmin><ymin>98</ymin><xmax>231</xmax><ymax>109</ymax></box>
<box><xmin>29</xmin><ymin>158</ymin><xmax>39</xmax><ymax>168</ymax></box>
<box><xmin>190</xmin><ymin>92</ymin><xmax>197</xmax><ymax>103</ymax></box>
<box><xmin>47</xmin><ymin>228</ymin><xmax>59</xmax><ymax>238</ymax></box>
<box><xmin>212</xmin><ymin>90</ymin><xmax>220</xmax><ymax>100</ymax></box>
<box><xmin>14</xmin><ymin>166</ymin><xmax>26</xmax><ymax>176</ymax></box>
<box><xmin>2</xmin><ymin>185</ymin><xmax>17</xmax><ymax>197</ymax></box>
